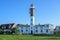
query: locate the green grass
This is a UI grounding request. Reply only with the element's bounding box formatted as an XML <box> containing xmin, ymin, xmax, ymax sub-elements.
<box><xmin>0</xmin><ymin>34</ymin><xmax>60</xmax><ymax>40</ymax></box>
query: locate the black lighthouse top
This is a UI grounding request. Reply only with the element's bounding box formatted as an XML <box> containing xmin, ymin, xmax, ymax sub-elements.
<box><xmin>30</xmin><ymin>3</ymin><xmax>34</xmax><ymax>8</ymax></box>
<box><xmin>30</xmin><ymin>3</ymin><xmax>34</xmax><ymax>16</ymax></box>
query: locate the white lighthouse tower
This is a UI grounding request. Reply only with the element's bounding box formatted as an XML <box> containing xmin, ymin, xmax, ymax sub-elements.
<box><xmin>30</xmin><ymin>3</ymin><xmax>35</xmax><ymax>34</ymax></box>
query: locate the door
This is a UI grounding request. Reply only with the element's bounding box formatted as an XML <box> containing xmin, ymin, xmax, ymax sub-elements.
<box><xmin>31</xmin><ymin>30</ymin><xmax>33</xmax><ymax>34</ymax></box>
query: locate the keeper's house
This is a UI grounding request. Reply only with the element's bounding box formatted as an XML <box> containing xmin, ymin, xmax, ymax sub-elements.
<box><xmin>17</xmin><ymin>24</ymin><xmax>54</xmax><ymax>34</ymax></box>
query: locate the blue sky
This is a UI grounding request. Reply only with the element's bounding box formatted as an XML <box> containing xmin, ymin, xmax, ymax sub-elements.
<box><xmin>0</xmin><ymin>0</ymin><xmax>60</xmax><ymax>26</ymax></box>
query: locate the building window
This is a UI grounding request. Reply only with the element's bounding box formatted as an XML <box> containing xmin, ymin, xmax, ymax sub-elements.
<box><xmin>21</xmin><ymin>30</ymin><xmax>23</xmax><ymax>32</ymax></box>
<box><xmin>36</xmin><ymin>30</ymin><xmax>38</xmax><ymax>32</ymax></box>
<box><xmin>41</xmin><ymin>30</ymin><xmax>43</xmax><ymax>32</ymax></box>
<box><xmin>26</xmin><ymin>30</ymin><xmax>28</xmax><ymax>32</ymax></box>
<box><xmin>46</xmin><ymin>25</ymin><xmax>49</xmax><ymax>27</ymax></box>
<box><xmin>46</xmin><ymin>29</ymin><xmax>48</xmax><ymax>33</ymax></box>
<box><xmin>21</xmin><ymin>27</ymin><xmax>23</xmax><ymax>29</ymax></box>
<box><xmin>36</xmin><ymin>27</ymin><xmax>38</xmax><ymax>29</ymax></box>
<box><xmin>31</xmin><ymin>27</ymin><xmax>32</xmax><ymax>29</ymax></box>
<box><xmin>40</xmin><ymin>26</ymin><xmax>43</xmax><ymax>28</ymax></box>
<box><xmin>2</xmin><ymin>27</ymin><xmax>3</xmax><ymax>29</ymax></box>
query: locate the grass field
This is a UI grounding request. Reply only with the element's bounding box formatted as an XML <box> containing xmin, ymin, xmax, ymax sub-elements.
<box><xmin>0</xmin><ymin>34</ymin><xmax>60</xmax><ymax>40</ymax></box>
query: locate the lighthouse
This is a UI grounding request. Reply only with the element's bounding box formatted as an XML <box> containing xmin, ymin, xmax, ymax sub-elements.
<box><xmin>30</xmin><ymin>3</ymin><xmax>35</xmax><ymax>34</ymax></box>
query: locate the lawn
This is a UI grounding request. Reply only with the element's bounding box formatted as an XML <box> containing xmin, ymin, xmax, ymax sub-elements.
<box><xmin>0</xmin><ymin>34</ymin><xmax>60</xmax><ymax>40</ymax></box>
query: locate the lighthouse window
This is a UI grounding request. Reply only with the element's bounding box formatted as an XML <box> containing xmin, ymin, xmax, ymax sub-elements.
<box><xmin>31</xmin><ymin>23</ymin><xmax>33</xmax><ymax>25</ymax></box>
<box><xmin>31</xmin><ymin>19</ymin><xmax>33</xmax><ymax>21</ymax></box>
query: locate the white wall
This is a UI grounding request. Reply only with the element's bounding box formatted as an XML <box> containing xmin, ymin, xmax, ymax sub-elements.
<box><xmin>17</xmin><ymin>24</ymin><xmax>54</xmax><ymax>34</ymax></box>
<box><xmin>17</xmin><ymin>26</ymin><xmax>30</xmax><ymax>34</ymax></box>
<box><xmin>34</xmin><ymin>25</ymin><xmax>54</xmax><ymax>34</ymax></box>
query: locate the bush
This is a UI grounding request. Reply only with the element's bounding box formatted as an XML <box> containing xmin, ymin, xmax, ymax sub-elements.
<box><xmin>12</xmin><ymin>28</ymin><xmax>19</xmax><ymax>34</ymax></box>
<box><xmin>0</xmin><ymin>29</ymin><xmax>4</xmax><ymax>34</ymax></box>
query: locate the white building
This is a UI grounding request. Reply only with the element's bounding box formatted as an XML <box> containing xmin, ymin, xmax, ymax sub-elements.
<box><xmin>17</xmin><ymin>24</ymin><xmax>54</xmax><ymax>34</ymax></box>
<box><xmin>17</xmin><ymin>4</ymin><xmax>54</xmax><ymax>35</ymax></box>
